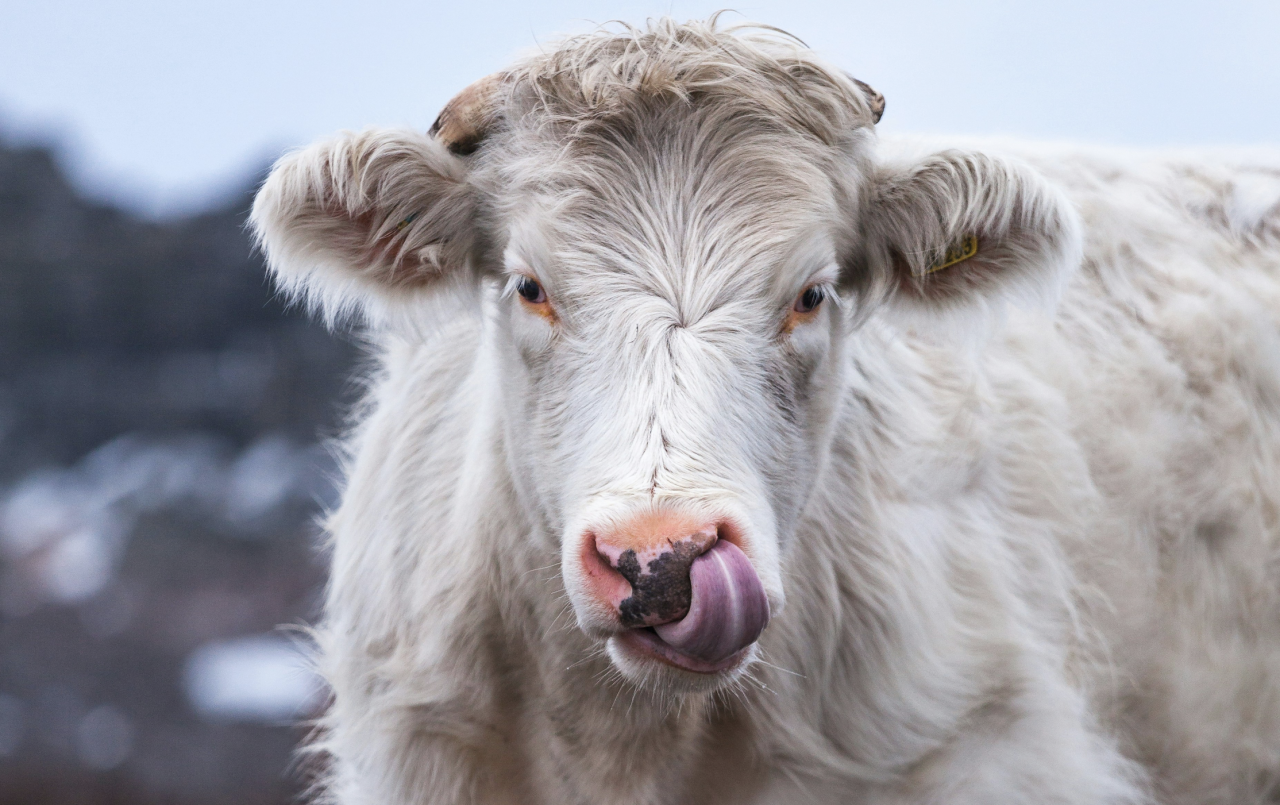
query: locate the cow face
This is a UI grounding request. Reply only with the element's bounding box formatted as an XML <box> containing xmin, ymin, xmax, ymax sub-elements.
<box><xmin>487</xmin><ymin>115</ymin><xmax>855</xmax><ymax>689</ymax></box>
<box><xmin>251</xmin><ymin>23</ymin><xmax>1079</xmax><ymax>693</ymax></box>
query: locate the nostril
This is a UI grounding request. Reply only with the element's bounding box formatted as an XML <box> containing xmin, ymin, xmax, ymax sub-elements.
<box><xmin>580</xmin><ymin>531</ymin><xmax>633</xmax><ymax>610</ymax></box>
<box><xmin>592</xmin><ymin>537</ymin><xmax>629</xmax><ymax>573</ymax></box>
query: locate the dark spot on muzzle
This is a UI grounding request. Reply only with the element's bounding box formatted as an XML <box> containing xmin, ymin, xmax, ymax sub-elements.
<box><xmin>615</xmin><ymin>541</ymin><xmax>703</xmax><ymax>628</ymax></box>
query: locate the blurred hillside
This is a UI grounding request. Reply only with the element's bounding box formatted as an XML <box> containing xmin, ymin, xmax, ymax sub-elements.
<box><xmin>0</xmin><ymin>137</ymin><xmax>359</xmax><ymax>804</ymax></box>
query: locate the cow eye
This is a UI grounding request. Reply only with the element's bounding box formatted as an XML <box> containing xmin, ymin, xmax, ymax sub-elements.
<box><xmin>516</xmin><ymin>276</ymin><xmax>547</xmax><ymax>304</ymax></box>
<box><xmin>794</xmin><ymin>285</ymin><xmax>826</xmax><ymax>313</ymax></box>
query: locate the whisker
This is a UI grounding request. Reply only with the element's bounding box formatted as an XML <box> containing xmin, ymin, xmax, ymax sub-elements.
<box><xmin>753</xmin><ymin>658</ymin><xmax>805</xmax><ymax>679</ymax></box>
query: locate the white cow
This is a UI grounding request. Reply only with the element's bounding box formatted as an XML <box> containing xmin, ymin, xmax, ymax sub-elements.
<box><xmin>251</xmin><ymin>18</ymin><xmax>1280</xmax><ymax>805</ymax></box>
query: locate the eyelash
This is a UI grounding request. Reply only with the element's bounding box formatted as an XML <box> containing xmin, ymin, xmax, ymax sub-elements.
<box><xmin>515</xmin><ymin>276</ymin><xmax>547</xmax><ymax>305</ymax></box>
<box><xmin>794</xmin><ymin>285</ymin><xmax>827</xmax><ymax>313</ymax></box>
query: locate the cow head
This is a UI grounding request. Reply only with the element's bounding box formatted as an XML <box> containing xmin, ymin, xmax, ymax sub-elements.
<box><xmin>251</xmin><ymin>20</ymin><xmax>1079</xmax><ymax>693</ymax></box>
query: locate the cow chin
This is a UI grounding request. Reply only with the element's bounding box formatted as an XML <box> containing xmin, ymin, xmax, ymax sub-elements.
<box><xmin>606</xmin><ymin>629</ymin><xmax>759</xmax><ymax>692</ymax></box>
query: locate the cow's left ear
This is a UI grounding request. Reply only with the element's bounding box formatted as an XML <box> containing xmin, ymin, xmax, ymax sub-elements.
<box><xmin>250</xmin><ymin>128</ymin><xmax>480</xmax><ymax>329</ymax></box>
<box><xmin>250</xmin><ymin>75</ymin><xmax>505</xmax><ymax>330</ymax></box>
<box><xmin>850</xmin><ymin>147</ymin><xmax>1082</xmax><ymax>317</ymax></box>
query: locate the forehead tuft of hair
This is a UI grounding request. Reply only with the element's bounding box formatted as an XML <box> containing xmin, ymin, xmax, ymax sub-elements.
<box><xmin>498</xmin><ymin>16</ymin><xmax>880</xmax><ymax>148</ymax></box>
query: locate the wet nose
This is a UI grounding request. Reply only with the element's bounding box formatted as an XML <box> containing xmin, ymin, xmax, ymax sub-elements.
<box><xmin>590</xmin><ymin>513</ymin><xmax>719</xmax><ymax>628</ymax></box>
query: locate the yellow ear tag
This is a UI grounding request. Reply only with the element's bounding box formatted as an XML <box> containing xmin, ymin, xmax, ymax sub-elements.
<box><xmin>926</xmin><ymin>234</ymin><xmax>978</xmax><ymax>274</ymax></box>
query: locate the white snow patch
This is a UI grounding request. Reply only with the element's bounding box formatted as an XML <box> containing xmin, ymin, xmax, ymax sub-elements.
<box><xmin>0</xmin><ymin>431</ymin><xmax>335</xmax><ymax>612</ymax></box>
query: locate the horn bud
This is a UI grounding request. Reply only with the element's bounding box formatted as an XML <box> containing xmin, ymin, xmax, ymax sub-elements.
<box><xmin>429</xmin><ymin>73</ymin><xmax>504</xmax><ymax>156</ymax></box>
<box><xmin>851</xmin><ymin>77</ymin><xmax>885</xmax><ymax>125</ymax></box>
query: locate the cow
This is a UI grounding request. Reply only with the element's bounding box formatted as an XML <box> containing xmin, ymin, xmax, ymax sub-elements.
<box><xmin>250</xmin><ymin>17</ymin><xmax>1280</xmax><ymax>805</ymax></box>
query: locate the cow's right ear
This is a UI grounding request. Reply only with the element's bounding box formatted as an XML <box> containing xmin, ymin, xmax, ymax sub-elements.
<box><xmin>846</xmin><ymin>143</ymin><xmax>1081</xmax><ymax>326</ymax></box>
<box><xmin>250</xmin><ymin>128</ymin><xmax>478</xmax><ymax>327</ymax></box>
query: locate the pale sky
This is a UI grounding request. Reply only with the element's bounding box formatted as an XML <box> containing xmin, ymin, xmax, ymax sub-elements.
<box><xmin>2</xmin><ymin>0</ymin><xmax>1277</xmax><ymax>216</ymax></box>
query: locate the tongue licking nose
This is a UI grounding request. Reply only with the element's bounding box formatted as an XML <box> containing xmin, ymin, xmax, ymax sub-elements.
<box><xmin>591</xmin><ymin>515</ymin><xmax>772</xmax><ymax>669</ymax></box>
<box><xmin>652</xmin><ymin>540</ymin><xmax>770</xmax><ymax>665</ymax></box>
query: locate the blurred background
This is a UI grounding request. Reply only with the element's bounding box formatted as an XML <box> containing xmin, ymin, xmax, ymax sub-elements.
<box><xmin>0</xmin><ymin>1</ymin><xmax>1276</xmax><ymax>802</ymax></box>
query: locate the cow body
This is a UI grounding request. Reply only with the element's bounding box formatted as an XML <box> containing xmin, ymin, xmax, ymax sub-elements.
<box><xmin>252</xmin><ymin>21</ymin><xmax>1280</xmax><ymax>805</ymax></box>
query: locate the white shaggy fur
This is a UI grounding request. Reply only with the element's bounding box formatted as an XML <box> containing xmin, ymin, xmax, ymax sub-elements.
<box><xmin>251</xmin><ymin>19</ymin><xmax>1280</xmax><ymax>805</ymax></box>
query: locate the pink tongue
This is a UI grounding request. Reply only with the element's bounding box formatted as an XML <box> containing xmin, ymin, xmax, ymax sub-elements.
<box><xmin>653</xmin><ymin>540</ymin><xmax>770</xmax><ymax>664</ymax></box>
